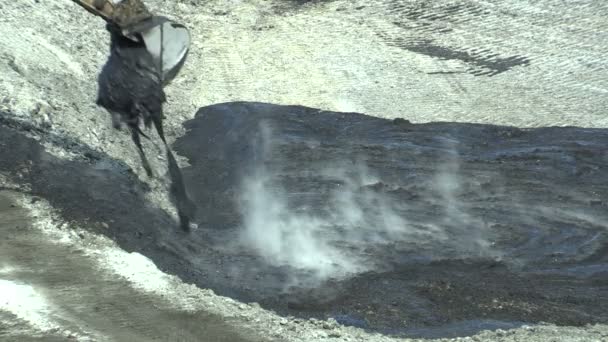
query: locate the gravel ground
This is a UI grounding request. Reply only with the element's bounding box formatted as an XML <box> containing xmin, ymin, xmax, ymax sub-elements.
<box><xmin>1</xmin><ymin>0</ymin><xmax>607</xmax><ymax>341</ymax></box>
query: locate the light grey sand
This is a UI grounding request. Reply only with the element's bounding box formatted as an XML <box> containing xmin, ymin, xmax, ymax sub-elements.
<box><xmin>1</xmin><ymin>0</ymin><xmax>607</xmax><ymax>341</ymax></box>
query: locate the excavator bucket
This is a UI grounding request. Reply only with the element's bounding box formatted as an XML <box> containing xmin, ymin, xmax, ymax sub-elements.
<box><xmin>71</xmin><ymin>0</ymin><xmax>191</xmax><ymax>85</ymax></box>
<box><xmin>131</xmin><ymin>16</ymin><xmax>191</xmax><ymax>85</ymax></box>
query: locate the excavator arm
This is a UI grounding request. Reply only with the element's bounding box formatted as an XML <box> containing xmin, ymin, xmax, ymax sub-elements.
<box><xmin>70</xmin><ymin>0</ymin><xmax>152</xmax><ymax>40</ymax></box>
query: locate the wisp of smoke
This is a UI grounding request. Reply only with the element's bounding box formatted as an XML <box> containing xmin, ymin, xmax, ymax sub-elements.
<box><xmin>238</xmin><ymin>124</ymin><xmax>495</xmax><ymax>286</ymax></box>
<box><xmin>238</xmin><ymin>123</ymin><xmax>364</xmax><ymax>282</ymax></box>
<box><xmin>432</xmin><ymin>147</ymin><xmax>494</xmax><ymax>256</ymax></box>
<box><xmin>240</xmin><ymin>166</ymin><xmax>365</xmax><ymax>280</ymax></box>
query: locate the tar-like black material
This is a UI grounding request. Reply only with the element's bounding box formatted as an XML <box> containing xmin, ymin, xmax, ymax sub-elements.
<box><xmin>96</xmin><ymin>24</ymin><xmax>195</xmax><ymax>231</ymax></box>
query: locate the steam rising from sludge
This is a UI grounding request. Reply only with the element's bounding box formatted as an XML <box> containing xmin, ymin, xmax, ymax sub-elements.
<box><xmin>432</xmin><ymin>147</ymin><xmax>494</xmax><ymax>255</ymax></box>
<box><xmin>240</xmin><ymin>166</ymin><xmax>365</xmax><ymax>281</ymax></box>
<box><xmin>239</xmin><ymin>124</ymin><xmax>364</xmax><ymax>281</ymax></box>
<box><xmin>238</xmin><ymin>124</ymin><xmax>495</xmax><ymax>285</ymax></box>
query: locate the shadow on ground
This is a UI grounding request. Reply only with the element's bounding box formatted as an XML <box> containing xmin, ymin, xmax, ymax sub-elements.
<box><xmin>1</xmin><ymin>102</ymin><xmax>607</xmax><ymax>338</ymax></box>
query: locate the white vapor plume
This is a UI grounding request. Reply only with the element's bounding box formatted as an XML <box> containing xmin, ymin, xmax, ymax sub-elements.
<box><xmin>237</xmin><ymin>124</ymin><xmax>494</xmax><ymax>286</ymax></box>
<box><xmin>238</xmin><ymin>123</ymin><xmax>365</xmax><ymax>282</ymax></box>
<box><xmin>240</xmin><ymin>166</ymin><xmax>365</xmax><ymax>280</ymax></box>
<box><xmin>432</xmin><ymin>146</ymin><xmax>494</xmax><ymax>256</ymax></box>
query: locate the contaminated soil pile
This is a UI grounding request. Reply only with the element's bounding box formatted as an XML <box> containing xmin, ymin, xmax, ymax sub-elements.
<box><xmin>1</xmin><ymin>0</ymin><xmax>607</xmax><ymax>341</ymax></box>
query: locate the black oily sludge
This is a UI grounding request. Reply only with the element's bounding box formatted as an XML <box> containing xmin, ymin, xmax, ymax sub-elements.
<box><xmin>1</xmin><ymin>103</ymin><xmax>607</xmax><ymax>339</ymax></box>
<box><xmin>175</xmin><ymin>102</ymin><xmax>608</xmax><ymax>337</ymax></box>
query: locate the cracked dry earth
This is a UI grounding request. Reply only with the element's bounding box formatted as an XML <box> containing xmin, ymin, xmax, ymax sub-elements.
<box><xmin>1</xmin><ymin>0</ymin><xmax>608</xmax><ymax>341</ymax></box>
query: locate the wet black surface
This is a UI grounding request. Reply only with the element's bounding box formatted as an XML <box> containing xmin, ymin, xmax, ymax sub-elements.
<box><xmin>1</xmin><ymin>102</ymin><xmax>607</xmax><ymax>338</ymax></box>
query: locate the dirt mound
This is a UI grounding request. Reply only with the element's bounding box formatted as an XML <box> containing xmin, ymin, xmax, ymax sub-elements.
<box><xmin>2</xmin><ymin>102</ymin><xmax>606</xmax><ymax>338</ymax></box>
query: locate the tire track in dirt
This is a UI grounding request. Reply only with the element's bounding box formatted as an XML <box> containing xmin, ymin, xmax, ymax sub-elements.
<box><xmin>358</xmin><ymin>0</ymin><xmax>608</xmax><ymax>126</ymax></box>
<box><xmin>0</xmin><ymin>189</ymin><xmax>274</xmax><ymax>342</ymax></box>
<box><xmin>371</xmin><ymin>1</ymin><xmax>531</xmax><ymax>77</ymax></box>
<box><xmin>146</xmin><ymin>0</ymin><xmax>608</xmax><ymax>127</ymax></box>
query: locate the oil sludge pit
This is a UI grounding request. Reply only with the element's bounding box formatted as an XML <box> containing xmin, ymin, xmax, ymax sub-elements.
<box><xmin>1</xmin><ymin>102</ymin><xmax>607</xmax><ymax>339</ymax></box>
<box><xmin>174</xmin><ymin>102</ymin><xmax>608</xmax><ymax>338</ymax></box>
